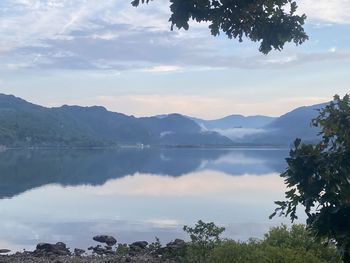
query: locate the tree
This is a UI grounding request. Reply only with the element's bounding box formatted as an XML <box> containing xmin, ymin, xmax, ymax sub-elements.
<box><xmin>182</xmin><ymin>220</ymin><xmax>225</xmax><ymax>262</ymax></box>
<box><xmin>270</xmin><ymin>94</ymin><xmax>350</xmax><ymax>262</ymax></box>
<box><xmin>131</xmin><ymin>0</ymin><xmax>308</xmax><ymax>54</ymax></box>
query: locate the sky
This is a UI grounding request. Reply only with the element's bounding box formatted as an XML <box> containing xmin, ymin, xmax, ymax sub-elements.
<box><xmin>0</xmin><ymin>0</ymin><xmax>349</xmax><ymax>119</ymax></box>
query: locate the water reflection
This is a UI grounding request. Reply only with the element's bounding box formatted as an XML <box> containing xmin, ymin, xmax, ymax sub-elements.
<box><xmin>0</xmin><ymin>148</ymin><xmax>288</xmax><ymax>199</ymax></box>
<box><xmin>0</xmin><ymin>148</ymin><xmax>297</xmax><ymax>251</ymax></box>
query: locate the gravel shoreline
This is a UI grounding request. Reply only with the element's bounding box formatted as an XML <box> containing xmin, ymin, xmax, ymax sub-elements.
<box><xmin>0</xmin><ymin>235</ymin><xmax>184</xmax><ymax>263</ymax></box>
<box><xmin>0</xmin><ymin>254</ymin><xmax>173</xmax><ymax>263</ymax></box>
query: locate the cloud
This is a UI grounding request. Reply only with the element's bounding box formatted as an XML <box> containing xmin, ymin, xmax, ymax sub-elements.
<box><xmin>1</xmin><ymin>0</ymin><xmax>350</xmax><ymax>73</ymax></box>
<box><xmin>3</xmin><ymin>32</ymin><xmax>350</xmax><ymax>72</ymax></box>
<box><xmin>213</xmin><ymin>128</ymin><xmax>268</xmax><ymax>140</ymax></box>
<box><xmin>298</xmin><ymin>0</ymin><xmax>350</xmax><ymax>24</ymax></box>
<box><xmin>43</xmin><ymin>94</ymin><xmax>331</xmax><ymax>119</ymax></box>
<box><xmin>47</xmin><ymin>95</ymin><xmax>232</xmax><ymax>119</ymax></box>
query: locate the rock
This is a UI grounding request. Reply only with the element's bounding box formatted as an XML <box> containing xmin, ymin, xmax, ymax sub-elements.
<box><xmin>74</xmin><ymin>248</ymin><xmax>85</xmax><ymax>256</ymax></box>
<box><xmin>0</xmin><ymin>249</ymin><xmax>11</xmax><ymax>254</ymax></box>
<box><xmin>90</xmin><ymin>245</ymin><xmax>115</xmax><ymax>256</ymax></box>
<box><xmin>166</xmin><ymin>239</ymin><xmax>186</xmax><ymax>249</ymax></box>
<box><xmin>157</xmin><ymin>239</ymin><xmax>186</xmax><ymax>255</ymax></box>
<box><xmin>34</xmin><ymin>242</ymin><xmax>70</xmax><ymax>256</ymax></box>
<box><xmin>54</xmin><ymin>242</ymin><xmax>67</xmax><ymax>251</ymax></box>
<box><xmin>130</xmin><ymin>241</ymin><xmax>148</xmax><ymax>249</ymax></box>
<box><xmin>93</xmin><ymin>246</ymin><xmax>105</xmax><ymax>256</ymax></box>
<box><xmin>36</xmin><ymin>243</ymin><xmax>52</xmax><ymax>250</ymax></box>
<box><xmin>129</xmin><ymin>241</ymin><xmax>149</xmax><ymax>252</ymax></box>
<box><xmin>93</xmin><ymin>235</ymin><xmax>117</xmax><ymax>246</ymax></box>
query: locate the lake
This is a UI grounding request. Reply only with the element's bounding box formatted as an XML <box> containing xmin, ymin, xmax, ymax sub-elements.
<box><xmin>0</xmin><ymin>147</ymin><xmax>304</xmax><ymax>251</ymax></box>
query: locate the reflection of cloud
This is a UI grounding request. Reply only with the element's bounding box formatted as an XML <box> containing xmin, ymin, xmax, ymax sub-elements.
<box><xmin>213</xmin><ymin>154</ymin><xmax>265</xmax><ymax>165</ymax></box>
<box><xmin>144</xmin><ymin>65</ymin><xmax>182</xmax><ymax>73</ymax></box>
<box><xmin>144</xmin><ymin>219</ymin><xmax>181</xmax><ymax>227</ymax></box>
<box><xmin>89</xmin><ymin>171</ymin><xmax>284</xmax><ymax>197</ymax></box>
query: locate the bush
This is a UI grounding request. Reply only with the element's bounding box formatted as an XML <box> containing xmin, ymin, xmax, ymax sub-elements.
<box><xmin>177</xmin><ymin>221</ymin><xmax>341</xmax><ymax>263</ymax></box>
<box><xmin>208</xmin><ymin>225</ymin><xmax>341</xmax><ymax>263</ymax></box>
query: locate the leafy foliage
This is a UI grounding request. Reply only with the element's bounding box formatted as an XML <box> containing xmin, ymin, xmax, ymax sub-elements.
<box><xmin>131</xmin><ymin>0</ymin><xmax>308</xmax><ymax>54</ymax></box>
<box><xmin>271</xmin><ymin>94</ymin><xmax>350</xmax><ymax>261</ymax></box>
<box><xmin>147</xmin><ymin>237</ymin><xmax>162</xmax><ymax>253</ymax></box>
<box><xmin>176</xmin><ymin>221</ymin><xmax>340</xmax><ymax>262</ymax></box>
<box><xmin>182</xmin><ymin>220</ymin><xmax>225</xmax><ymax>262</ymax></box>
<box><xmin>183</xmin><ymin>220</ymin><xmax>225</xmax><ymax>244</ymax></box>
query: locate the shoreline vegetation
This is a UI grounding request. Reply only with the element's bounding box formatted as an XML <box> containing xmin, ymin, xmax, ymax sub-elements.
<box><xmin>0</xmin><ymin>222</ymin><xmax>341</xmax><ymax>263</ymax></box>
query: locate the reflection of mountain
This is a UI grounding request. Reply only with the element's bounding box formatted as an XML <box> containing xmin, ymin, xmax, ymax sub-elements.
<box><xmin>200</xmin><ymin>149</ymin><xmax>289</xmax><ymax>175</ymax></box>
<box><xmin>0</xmin><ymin>148</ymin><xmax>288</xmax><ymax>199</ymax></box>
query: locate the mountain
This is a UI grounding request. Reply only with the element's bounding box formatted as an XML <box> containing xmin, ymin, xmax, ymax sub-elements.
<box><xmin>192</xmin><ymin>115</ymin><xmax>276</xmax><ymax>130</ymax></box>
<box><xmin>138</xmin><ymin>114</ymin><xmax>232</xmax><ymax>145</ymax></box>
<box><xmin>0</xmin><ymin>94</ymin><xmax>232</xmax><ymax>147</ymax></box>
<box><xmin>241</xmin><ymin>103</ymin><xmax>328</xmax><ymax>145</ymax></box>
<box><xmin>0</xmin><ymin>93</ymin><xmax>329</xmax><ymax>147</ymax></box>
<box><xmin>189</xmin><ymin>115</ymin><xmax>276</xmax><ymax>141</ymax></box>
<box><xmin>189</xmin><ymin>103</ymin><xmax>329</xmax><ymax>146</ymax></box>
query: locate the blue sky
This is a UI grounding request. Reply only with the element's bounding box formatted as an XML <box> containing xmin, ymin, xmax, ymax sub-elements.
<box><xmin>0</xmin><ymin>0</ymin><xmax>349</xmax><ymax>119</ymax></box>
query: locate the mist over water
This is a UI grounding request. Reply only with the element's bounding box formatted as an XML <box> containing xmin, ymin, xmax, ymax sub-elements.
<box><xmin>0</xmin><ymin>148</ymin><xmax>302</xmax><ymax>251</ymax></box>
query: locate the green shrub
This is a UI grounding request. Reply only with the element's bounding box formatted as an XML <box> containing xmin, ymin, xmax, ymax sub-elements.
<box><xmin>177</xmin><ymin>222</ymin><xmax>341</xmax><ymax>263</ymax></box>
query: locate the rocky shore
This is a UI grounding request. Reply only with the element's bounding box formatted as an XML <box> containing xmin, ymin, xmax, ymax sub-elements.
<box><xmin>0</xmin><ymin>235</ymin><xmax>186</xmax><ymax>263</ymax></box>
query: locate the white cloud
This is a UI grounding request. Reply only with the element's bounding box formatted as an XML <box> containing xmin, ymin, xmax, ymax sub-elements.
<box><xmin>1</xmin><ymin>0</ymin><xmax>350</xmax><ymax>74</ymax></box>
<box><xmin>46</xmin><ymin>94</ymin><xmax>239</xmax><ymax>119</ymax></box>
<box><xmin>213</xmin><ymin>128</ymin><xmax>268</xmax><ymax>140</ymax></box>
<box><xmin>298</xmin><ymin>0</ymin><xmax>350</xmax><ymax>24</ymax></box>
<box><xmin>0</xmin><ymin>0</ymin><xmax>170</xmax><ymax>53</ymax></box>
<box><xmin>42</xmin><ymin>94</ymin><xmax>330</xmax><ymax>119</ymax></box>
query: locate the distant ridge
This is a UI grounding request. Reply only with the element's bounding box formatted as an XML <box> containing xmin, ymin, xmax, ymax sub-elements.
<box><xmin>0</xmin><ymin>94</ymin><xmax>232</xmax><ymax>147</ymax></box>
<box><xmin>0</xmin><ymin>93</ymin><xmax>329</xmax><ymax>147</ymax></box>
<box><xmin>190</xmin><ymin>115</ymin><xmax>276</xmax><ymax>130</ymax></box>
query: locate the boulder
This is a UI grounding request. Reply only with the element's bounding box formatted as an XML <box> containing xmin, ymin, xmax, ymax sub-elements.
<box><xmin>130</xmin><ymin>241</ymin><xmax>148</xmax><ymax>250</ymax></box>
<box><xmin>166</xmin><ymin>239</ymin><xmax>186</xmax><ymax>249</ymax></box>
<box><xmin>74</xmin><ymin>248</ymin><xmax>85</xmax><ymax>256</ymax></box>
<box><xmin>89</xmin><ymin>245</ymin><xmax>115</xmax><ymax>255</ymax></box>
<box><xmin>35</xmin><ymin>242</ymin><xmax>70</xmax><ymax>256</ymax></box>
<box><xmin>93</xmin><ymin>235</ymin><xmax>117</xmax><ymax>246</ymax></box>
<box><xmin>158</xmin><ymin>239</ymin><xmax>186</xmax><ymax>255</ymax></box>
<box><xmin>0</xmin><ymin>249</ymin><xmax>11</xmax><ymax>254</ymax></box>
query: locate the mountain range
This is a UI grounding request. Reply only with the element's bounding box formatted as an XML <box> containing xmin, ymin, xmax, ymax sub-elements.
<box><xmin>0</xmin><ymin>93</ymin><xmax>327</xmax><ymax>147</ymax></box>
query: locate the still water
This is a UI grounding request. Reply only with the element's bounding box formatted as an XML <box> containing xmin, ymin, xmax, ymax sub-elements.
<box><xmin>0</xmin><ymin>147</ymin><xmax>304</xmax><ymax>251</ymax></box>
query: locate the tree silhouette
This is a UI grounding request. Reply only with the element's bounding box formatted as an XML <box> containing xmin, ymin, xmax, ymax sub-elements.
<box><xmin>271</xmin><ymin>95</ymin><xmax>350</xmax><ymax>261</ymax></box>
<box><xmin>132</xmin><ymin>0</ymin><xmax>308</xmax><ymax>54</ymax></box>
